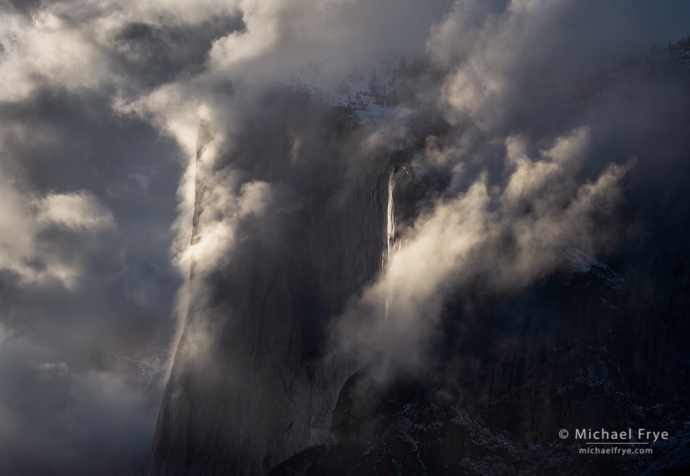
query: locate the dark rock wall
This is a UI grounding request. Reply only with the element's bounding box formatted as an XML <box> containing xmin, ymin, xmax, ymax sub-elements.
<box><xmin>148</xmin><ymin>47</ymin><xmax>690</xmax><ymax>475</ymax></box>
<box><xmin>267</xmin><ymin>89</ymin><xmax>690</xmax><ymax>475</ymax></box>
<box><xmin>147</xmin><ymin>92</ymin><xmax>388</xmax><ymax>476</ymax></box>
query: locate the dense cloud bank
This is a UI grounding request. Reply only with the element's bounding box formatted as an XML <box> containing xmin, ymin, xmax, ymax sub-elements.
<box><xmin>0</xmin><ymin>0</ymin><xmax>689</xmax><ymax>474</ymax></box>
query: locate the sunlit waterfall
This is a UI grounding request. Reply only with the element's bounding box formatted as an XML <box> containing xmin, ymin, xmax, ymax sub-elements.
<box><xmin>384</xmin><ymin>168</ymin><xmax>396</xmax><ymax>322</ymax></box>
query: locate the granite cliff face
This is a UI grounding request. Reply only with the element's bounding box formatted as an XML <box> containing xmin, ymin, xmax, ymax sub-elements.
<box><xmin>148</xmin><ymin>43</ymin><xmax>690</xmax><ymax>475</ymax></box>
<box><xmin>147</xmin><ymin>92</ymin><xmax>390</xmax><ymax>475</ymax></box>
<box><xmin>269</xmin><ymin>217</ymin><xmax>690</xmax><ymax>476</ymax></box>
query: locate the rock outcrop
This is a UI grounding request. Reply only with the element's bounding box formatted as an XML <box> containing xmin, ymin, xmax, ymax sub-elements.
<box><xmin>147</xmin><ymin>92</ymin><xmax>389</xmax><ymax>475</ymax></box>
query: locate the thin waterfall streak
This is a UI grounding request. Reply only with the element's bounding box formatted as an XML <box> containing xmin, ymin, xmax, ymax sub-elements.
<box><xmin>384</xmin><ymin>169</ymin><xmax>396</xmax><ymax>323</ymax></box>
<box><xmin>386</xmin><ymin>170</ymin><xmax>395</xmax><ymax>260</ymax></box>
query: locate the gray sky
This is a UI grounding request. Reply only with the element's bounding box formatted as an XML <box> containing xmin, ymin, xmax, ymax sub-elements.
<box><xmin>0</xmin><ymin>0</ymin><xmax>689</xmax><ymax>474</ymax></box>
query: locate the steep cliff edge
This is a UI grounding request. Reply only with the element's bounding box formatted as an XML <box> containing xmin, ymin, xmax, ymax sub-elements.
<box><xmin>147</xmin><ymin>92</ymin><xmax>389</xmax><ymax>475</ymax></box>
<box><xmin>147</xmin><ymin>43</ymin><xmax>690</xmax><ymax>475</ymax></box>
<box><xmin>269</xmin><ymin>243</ymin><xmax>690</xmax><ymax>476</ymax></box>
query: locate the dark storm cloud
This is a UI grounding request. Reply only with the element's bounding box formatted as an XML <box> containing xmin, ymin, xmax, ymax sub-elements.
<box><xmin>110</xmin><ymin>15</ymin><xmax>246</xmax><ymax>91</ymax></box>
<box><xmin>429</xmin><ymin>0</ymin><xmax>690</xmax><ymax>133</ymax></box>
<box><xmin>0</xmin><ymin>86</ymin><xmax>184</xmax><ymax>474</ymax></box>
<box><xmin>0</xmin><ymin>1</ymin><xmax>245</xmax><ymax>469</ymax></box>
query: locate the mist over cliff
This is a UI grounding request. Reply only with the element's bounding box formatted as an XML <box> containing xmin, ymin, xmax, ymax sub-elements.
<box><xmin>148</xmin><ymin>1</ymin><xmax>690</xmax><ymax>474</ymax></box>
<box><xmin>1</xmin><ymin>0</ymin><xmax>690</xmax><ymax>474</ymax></box>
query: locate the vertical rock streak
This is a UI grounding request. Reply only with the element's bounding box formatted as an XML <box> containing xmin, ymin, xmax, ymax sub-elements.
<box><xmin>146</xmin><ymin>101</ymin><xmax>389</xmax><ymax>475</ymax></box>
<box><xmin>384</xmin><ymin>168</ymin><xmax>396</xmax><ymax>323</ymax></box>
